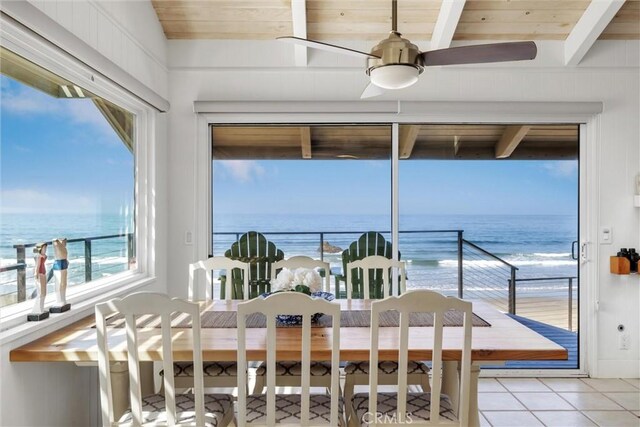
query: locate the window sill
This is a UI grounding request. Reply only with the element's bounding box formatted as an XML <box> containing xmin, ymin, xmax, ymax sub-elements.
<box><xmin>0</xmin><ymin>275</ymin><xmax>156</xmax><ymax>346</ymax></box>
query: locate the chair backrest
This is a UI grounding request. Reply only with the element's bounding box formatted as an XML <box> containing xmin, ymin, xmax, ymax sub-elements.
<box><xmin>237</xmin><ymin>292</ymin><xmax>341</xmax><ymax>427</ymax></box>
<box><xmin>341</xmin><ymin>232</ymin><xmax>399</xmax><ymax>299</ymax></box>
<box><xmin>188</xmin><ymin>256</ymin><xmax>250</xmax><ymax>301</ymax></box>
<box><xmin>346</xmin><ymin>255</ymin><xmax>406</xmax><ymax>300</ymax></box>
<box><xmin>271</xmin><ymin>256</ymin><xmax>332</xmax><ymax>293</ymax></box>
<box><xmin>95</xmin><ymin>292</ymin><xmax>205</xmax><ymax>427</ymax></box>
<box><xmin>368</xmin><ymin>290</ymin><xmax>472</xmax><ymax>427</ymax></box>
<box><xmin>225</xmin><ymin>231</ymin><xmax>285</xmax><ymax>295</ymax></box>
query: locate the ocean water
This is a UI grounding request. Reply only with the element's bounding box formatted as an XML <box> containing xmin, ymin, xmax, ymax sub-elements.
<box><xmin>0</xmin><ymin>212</ymin><xmax>578</xmax><ymax>302</ymax></box>
<box><xmin>0</xmin><ymin>213</ymin><xmax>134</xmax><ymax>301</ymax></box>
<box><xmin>213</xmin><ymin>213</ymin><xmax>579</xmax><ymax>294</ymax></box>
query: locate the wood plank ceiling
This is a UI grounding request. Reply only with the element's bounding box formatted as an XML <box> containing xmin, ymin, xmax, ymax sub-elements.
<box><xmin>151</xmin><ymin>0</ymin><xmax>639</xmax><ymax>41</ymax></box>
<box><xmin>211</xmin><ymin>124</ymin><xmax>579</xmax><ymax>160</ymax></box>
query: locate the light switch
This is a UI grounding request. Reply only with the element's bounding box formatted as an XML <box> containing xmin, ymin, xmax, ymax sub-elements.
<box><xmin>600</xmin><ymin>227</ymin><xmax>612</xmax><ymax>244</ymax></box>
<box><xmin>185</xmin><ymin>231</ymin><xmax>193</xmax><ymax>245</ymax></box>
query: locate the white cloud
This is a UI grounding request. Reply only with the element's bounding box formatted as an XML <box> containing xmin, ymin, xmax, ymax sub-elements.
<box><xmin>0</xmin><ymin>188</ymin><xmax>98</xmax><ymax>214</ymax></box>
<box><xmin>541</xmin><ymin>161</ymin><xmax>578</xmax><ymax>178</ymax></box>
<box><xmin>1</xmin><ymin>78</ymin><xmax>114</xmax><ymax>138</ymax></box>
<box><xmin>219</xmin><ymin>160</ymin><xmax>265</xmax><ymax>183</ymax></box>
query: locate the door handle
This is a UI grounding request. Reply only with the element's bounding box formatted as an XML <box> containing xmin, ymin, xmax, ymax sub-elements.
<box><xmin>571</xmin><ymin>241</ymin><xmax>578</xmax><ymax>260</ymax></box>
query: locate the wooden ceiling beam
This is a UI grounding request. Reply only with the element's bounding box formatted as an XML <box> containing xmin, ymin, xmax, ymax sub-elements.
<box><xmin>495</xmin><ymin>125</ymin><xmax>531</xmax><ymax>158</ymax></box>
<box><xmin>564</xmin><ymin>0</ymin><xmax>625</xmax><ymax>66</ymax></box>
<box><xmin>291</xmin><ymin>0</ymin><xmax>308</xmax><ymax>66</ymax></box>
<box><xmin>300</xmin><ymin>127</ymin><xmax>312</xmax><ymax>158</ymax></box>
<box><xmin>430</xmin><ymin>0</ymin><xmax>467</xmax><ymax>49</ymax></box>
<box><xmin>399</xmin><ymin>125</ymin><xmax>422</xmax><ymax>159</ymax></box>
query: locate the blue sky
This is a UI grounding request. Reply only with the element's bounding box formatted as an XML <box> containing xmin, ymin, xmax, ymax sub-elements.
<box><xmin>213</xmin><ymin>156</ymin><xmax>578</xmax><ymax>216</ymax></box>
<box><xmin>1</xmin><ymin>74</ymin><xmax>577</xmax><ymax>217</ymax></box>
<box><xmin>1</xmin><ymin>75</ymin><xmax>134</xmax><ymax>214</ymax></box>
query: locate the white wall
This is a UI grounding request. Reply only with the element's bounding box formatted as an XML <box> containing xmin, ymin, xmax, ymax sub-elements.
<box><xmin>167</xmin><ymin>39</ymin><xmax>640</xmax><ymax>378</ymax></box>
<box><xmin>0</xmin><ymin>1</ymin><xmax>169</xmax><ymax>425</ymax></box>
<box><xmin>28</xmin><ymin>0</ymin><xmax>168</xmax><ymax>99</ymax></box>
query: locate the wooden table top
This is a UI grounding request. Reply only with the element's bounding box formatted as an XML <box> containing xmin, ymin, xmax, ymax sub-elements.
<box><xmin>10</xmin><ymin>300</ymin><xmax>567</xmax><ymax>363</ymax></box>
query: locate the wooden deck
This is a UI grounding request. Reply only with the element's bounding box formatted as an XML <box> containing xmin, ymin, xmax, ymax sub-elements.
<box><xmin>484</xmin><ymin>314</ymin><xmax>578</xmax><ymax>370</ymax></box>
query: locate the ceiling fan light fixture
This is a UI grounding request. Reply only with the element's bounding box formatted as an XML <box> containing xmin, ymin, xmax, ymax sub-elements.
<box><xmin>369</xmin><ymin>64</ymin><xmax>420</xmax><ymax>90</ymax></box>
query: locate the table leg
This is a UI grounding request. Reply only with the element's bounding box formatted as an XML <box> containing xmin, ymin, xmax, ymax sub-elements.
<box><xmin>442</xmin><ymin>361</ymin><xmax>460</xmax><ymax>411</ymax></box>
<box><xmin>468</xmin><ymin>364</ymin><xmax>481</xmax><ymax>427</ymax></box>
<box><xmin>441</xmin><ymin>361</ymin><xmax>481</xmax><ymax>427</ymax></box>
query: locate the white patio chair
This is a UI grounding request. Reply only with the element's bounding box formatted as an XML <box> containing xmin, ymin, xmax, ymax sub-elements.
<box><xmin>237</xmin><ymin>292</ymin><xmax>345</xmax><ymax>426</ymax></box>
<box><xmin>172</xmin><ymin>257</ymin><xmax>251</xmax><ymax>391</ymax></box>
<box><xmin>343</xmin><ymin>256</ymin><xmax>430</xmax><ymax>417</ymax></box>
<box><xmin>349</xmin><ymin>290</ymin><xmax>473</xmax><ymax>427</ymax></box>
<box><xmin>95</xmin><ymin>292</ymin><xmax>234</xmax><ymax>426</ymax></box>
<box><xmin>253</xmin><ymin>256</ymin><xmax>335</xmax><ymax>394</ymax></box>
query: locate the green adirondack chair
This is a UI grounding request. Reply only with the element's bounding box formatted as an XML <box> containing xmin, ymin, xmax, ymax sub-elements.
<box><xmin>219</xmin><ymin>231</ymin><xmax>284</xmax><ymax>299</ymax></box>
<box><xmin>334</xmin><ymin>231</ymin><xmax>401</xmax><ymax>299</ymax></box>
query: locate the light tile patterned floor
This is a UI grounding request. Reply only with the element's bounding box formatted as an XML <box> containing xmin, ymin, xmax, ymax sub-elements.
<box><xmin>479</xmin><ymin>378</ymin><xmax>640</xmax><ymax>427</ymax></box>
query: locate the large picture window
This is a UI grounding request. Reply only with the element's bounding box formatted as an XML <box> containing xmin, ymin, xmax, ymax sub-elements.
<box><xmin>0</xmin><ymin>47</ymin><xmax>136</xmax><ymax>310</ymax></box>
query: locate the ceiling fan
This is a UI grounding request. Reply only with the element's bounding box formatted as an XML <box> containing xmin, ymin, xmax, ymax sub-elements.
<box><xmin>278</xmin><ymin>0</ymin><xmax>537</xmax><ymax>98</ymax></box>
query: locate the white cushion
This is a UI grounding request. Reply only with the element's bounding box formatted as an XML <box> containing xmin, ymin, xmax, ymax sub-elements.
<box><xmin>344</xmin><ymin>360</ymin><xmax>430</xmax><ymax>375</ymax></box>
<box><xmin>255</xmin><ymin>361</ymin><xmax>333</xmax><ymax>377</ymax></box>
<box><xmin>173</xmin><ymin>361</ymin><xmax>238</xmax><ymax>377</ymax></box>
<box><xmin>243</xmin><ymin>394</ymin><xmax>343</xmax><ymax>425</ymax></box>
<box><xmin>352</xmin><ymin>392</ymin><xmax>456</xmax><ymax>426</ymax></box>
<box><xmin>118</xmin><ymin>393</ymin><xmax>233</xmax><ymax>426</ymax></box>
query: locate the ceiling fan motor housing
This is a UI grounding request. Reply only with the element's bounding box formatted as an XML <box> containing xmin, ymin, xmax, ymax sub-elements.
<box><xmin>366</xmin><ymin>31</ymin><xmax>424</xmax><ymax>76</ymax></box>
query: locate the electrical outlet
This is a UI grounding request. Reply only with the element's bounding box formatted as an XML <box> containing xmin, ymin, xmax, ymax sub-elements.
<box><xmin>619</xmin><ymin>333</ymin><xmax>630</xmax><ymax>350</ymax></box>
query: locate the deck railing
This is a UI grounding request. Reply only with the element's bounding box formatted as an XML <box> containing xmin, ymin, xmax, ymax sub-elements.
<box><xmin>512</xmin><ymin>276</ymin><xmax>578</xmax><ymax>331</ymax></box>
<box><xmin>1</xmin><ymin>233</ymin><xmax>134</xmax><ymax>304</ymax></box>
<box><xmin>2</xmin><ymin>229</ymin><xmax>576</xmax><ymax>331</ymax></box>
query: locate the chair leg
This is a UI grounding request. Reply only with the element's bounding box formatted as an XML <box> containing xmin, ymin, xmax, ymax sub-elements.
<box><xmin>421</xmin><ymin>372</ymin><xmax>431</xmax><ymax>392</ymax></box>
<box><xmin>252</xmin><ymin>374</ymin><xmax>265</xmax><ymax>395</ymax></box>
<box><xmin>344</xmin><ymin>375</ymin><xmax>356</xmax><ymax>425</ymax></box>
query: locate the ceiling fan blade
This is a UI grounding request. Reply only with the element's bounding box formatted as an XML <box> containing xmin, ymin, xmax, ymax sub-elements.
<box><xmin>421</xmin><ymin>41</ymin><xmax>537</xmax><ymax>66</ymax></box>
<box><xmin>360</xmin><ymin>82</ymin><xmax>385</xmax><ymax>99</ymax></box>
<box><xmin>277</xmin><ymin>36</ymin><xmax>380</xmax><ymax>59</ymax></box>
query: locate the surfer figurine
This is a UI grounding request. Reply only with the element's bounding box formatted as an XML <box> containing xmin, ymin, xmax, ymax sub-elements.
<box><xmin>50</xmin><ymin>238</ymin><xmax>70</xmax><ymax>313</ymax></box>
<box><xmin>28</xmin><ymin>242</ymin><xmax>50</xmax><ymax>321</ymax></box>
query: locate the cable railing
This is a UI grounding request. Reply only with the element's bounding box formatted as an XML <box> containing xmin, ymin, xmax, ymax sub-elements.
<box><xmin>1</xmin><ymin>228</ymin><xmax>577</xmax><ymax>333</ymax></box>
<box><xmin>512</xmin><ymin>276</ymin><xmax>578</xmax><ymax>332</ymax></box>
<box><xmin>0</xmin><ymin>233</ymin><xmax>134</xmax><ymax>307</ymax></box>
<box><xmin>460</xmin><ymin>239</ymin><xmax>518</xmax><ymax>314</ymax></box>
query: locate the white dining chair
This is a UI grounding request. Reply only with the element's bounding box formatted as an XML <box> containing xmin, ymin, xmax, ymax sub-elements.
<box><xmin>343</xmin><ymin>256</ymin><xmax>430</xmax><ymax>417</ymax></box>
<box><xmin>188</xmin><ymin>256</ymin><xmax>250</xmax><ymax>301</ymax></box>
<box><xmin>349</xmin><ymin>290</ymin><xmax>473</xmax><ymax>427</ymax></box>
<box><xmin>345</xmin><ymin>255</ymin><xmax>406</xmax><ymax>300</ymax></box>
<box><xmin>95</xmin><ymin>292</ymin><xmax>234</xmax><ymax>427</ymax></box>
<box><xmin>172</xmin><ymin>257</ymin><xmax>251</xmax><ymax>392</ymax></box>
<box><xmin>253</xmin><ymin>256</ymin><xmax>335</xmax><ymax>394</ymax></box>
<box><xmin>237</xmin><ymin>292</ymin><xmax>344</xmax><ymax>426</ymax></box>
<box><xmin>270</xmin><ymin>256</ymin><xmax>333</xmax><ymax>293</ymax></box>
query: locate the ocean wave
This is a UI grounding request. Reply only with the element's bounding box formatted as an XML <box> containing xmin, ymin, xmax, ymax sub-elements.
<box><xmin>440</xmin><ymin>259</ymin><xmax>576</xmax><ymax>268</ymax></box>
<box><xmin>532</xmin><ymin>253</ymin><xmax>571</xmax><ymax>258</ymax></box>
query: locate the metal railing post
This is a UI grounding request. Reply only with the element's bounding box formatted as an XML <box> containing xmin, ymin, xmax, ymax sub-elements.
<box><xmin>320</xmin><ymin>232</ymin><xmax>324</xmax><ymax>262</ymax></box>
<box><xmin>457</xmin><ymin>231</ymin><xmax>463</xmax><ymax>298</ymax></box>
<box><xmin>508</xmin><ymin>268</ymin><xmax>517</xmax><ymax>314</ymax></box>
<box><xmin>84</xmin><ymin>239</ymin><xmax>92</xmax><ymax>282</ymax></box>
<box><xmin>16</xmin><ymin>246</ymin><xmax>26</xmax><ymax>302</ymax></box>
<box><xmin>568</xmin><ymin>277</ymin><xmax>573</xmax><ymax>331</ymax></box>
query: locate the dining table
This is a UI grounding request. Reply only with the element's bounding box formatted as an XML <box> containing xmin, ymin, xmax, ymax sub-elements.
<box><xmin>10</xmin><ymin>298</ymin><xmax>567</xmax><ymax>427</ymax></box>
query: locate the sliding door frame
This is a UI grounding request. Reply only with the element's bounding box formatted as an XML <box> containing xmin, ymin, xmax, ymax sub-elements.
<box><xmin>195</xmin><ymin>101</ymin><xmax>602</xmax><ymax>377</ymax></box>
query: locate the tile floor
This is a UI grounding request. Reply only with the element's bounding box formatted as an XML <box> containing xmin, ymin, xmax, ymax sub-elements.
<box><xmin>478</xmin><ymin>378</ymin><xmax>640</xmax><ymax>427</ymax></box>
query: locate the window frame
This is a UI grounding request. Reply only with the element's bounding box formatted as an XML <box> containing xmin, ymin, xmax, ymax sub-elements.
<box><xmin>195</xmin><ymin>101</ymin><xmax>602</xmax><ymax>377</ymax></box>
<box><xmin>0</xmin><ymin>14</ymin><xmax>156</xmax><ymax>333</ymax></box>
